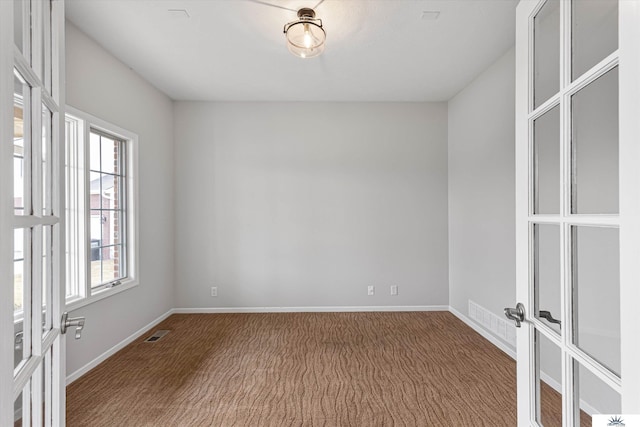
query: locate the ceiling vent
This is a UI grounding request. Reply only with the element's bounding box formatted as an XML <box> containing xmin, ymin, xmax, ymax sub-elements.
<box><xmin>168</xmin><ymin>9</ymin><xmax>190</xmax><ymax>18</ymax></box>
<box><xmin>421</xmin><ymin>11</ymin><xmax>441</xmax><ymax>21</ymax></box>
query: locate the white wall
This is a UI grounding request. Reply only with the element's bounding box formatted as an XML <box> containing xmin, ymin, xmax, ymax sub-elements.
<box><xmin>174</xmin><ymin>102</ymin><xmax>449</xmax><ymax>309</ymax></box>
<box><xmin>64</xmin><ymin>22</ymin><xmax>175</xmax><ymax>375</ymax></box>
<box><xmin>448</xmin><ymin>48</ymin><xmax>516</xmax><ymax>321</ymax></box>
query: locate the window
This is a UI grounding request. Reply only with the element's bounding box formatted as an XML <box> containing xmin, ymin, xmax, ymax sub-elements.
<box><xmin>65</xmin><ymin>107</ymin><xmax>138</xmax><ymax>309</ymax></box>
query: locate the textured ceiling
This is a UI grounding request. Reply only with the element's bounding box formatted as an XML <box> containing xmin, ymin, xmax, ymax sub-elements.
<box><xmin>65</xmin><ymin>0</ymin><xmax>517</xmax><ymax>102</ymax></box>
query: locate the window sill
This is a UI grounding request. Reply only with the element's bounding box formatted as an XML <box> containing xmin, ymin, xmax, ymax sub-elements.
<box><xmin>65</xmin><ymin>278</ymin><xmax>139</xmax><ymax>313</ymax></box>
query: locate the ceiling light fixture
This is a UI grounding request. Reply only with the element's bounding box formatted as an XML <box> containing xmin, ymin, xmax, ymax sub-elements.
<box><xmin>283</xmin><ymin>8</ymin><xmax>326</xmax><ymax>59</ymax></box>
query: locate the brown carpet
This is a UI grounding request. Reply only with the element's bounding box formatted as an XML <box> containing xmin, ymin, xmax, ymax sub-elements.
<box><xmin>66</xmin><ymin>312</ymin><xmax>588</xmax><ymax>426</ymax></box>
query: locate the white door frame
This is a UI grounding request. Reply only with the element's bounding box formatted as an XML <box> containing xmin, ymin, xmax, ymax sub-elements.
<box><xmin>0</xmin><ymin>0</ymin><xmax>66</xmax><ymax>425</ymax></box>
<box><xmin>515</xmin><ymin>0</ymin><xmax>640</xmax><ymax>425</ymax></box>
<box><xmin>618</xmin><ymin>0</ymin><xmax>640</xmax><ymax>412</ymax></box>
<box><xmin>0</xmin><ymin>2</ymin><xmax>16</xmax><ymax>422</ymax></box>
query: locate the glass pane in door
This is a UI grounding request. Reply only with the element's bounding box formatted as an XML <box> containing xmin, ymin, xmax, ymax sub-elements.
<box><xmin>536</xmin><ymin>331</ymin><xmax>562</xmax><ymax>426</ymax></box>
<box><xmin>14</xmin><ymin>71</ymin><xmax>29</xmax><ymax>216</ymax></box>
<box><xmin>14</xmin><ymin>228</ymin><xmax>29</xmax><ymax>372</ymax></box>
<box><xmin>534</xmin><ymin>0</ymin><xmax>560</xmax><ymax>109</ymax></box>
<box><xmin>572</xmin><ymin>0</ymin><xmax>618</xmax><ymax>80</ymax></box>
<box><xmin>14</xmin><ymin>390</ymin><xmax>23</xmax><ymax>426</ymax></box>
<box><xmin>43</xmin><ymin>349</ymin><xmax>53</xmax><ymax>426</ymax></box>
<box><xmin>42</xmin><ymin>226</ymin><xmax>53</xmax><ymax>333</ymax></box>
<box><xmin>42</xmin><ymin>106</ymin><xmax>53</xmax><ymax>216</ymax></box>
<box><xmin>576</xmin><ymin>361</ymin><xmax>621</xmax><ymax>425</ymax></box>
<box><xmin>534</xmin><ymin>224</ymin><xmax>561</xmax><ymax>334</ymax></box>
<box><xmin>572</xmin><ymin>226</ymin><xmax>620</xmax><ymax>376</ymax></box>
<box><xmin>571</xmin><ymin>67</ymin><xmax>619</xmax><ymax>214</ymax></box>
<box><xmin>534</xmin><ymin>106</ymin><xmax>560</xmax><ymax>214</ymax></box>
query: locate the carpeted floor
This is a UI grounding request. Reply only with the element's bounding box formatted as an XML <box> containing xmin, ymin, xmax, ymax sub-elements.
<box><xmin>66</xmin><ymin>312</ymin><xmax>588</xmax><ymax>426</ymax></box>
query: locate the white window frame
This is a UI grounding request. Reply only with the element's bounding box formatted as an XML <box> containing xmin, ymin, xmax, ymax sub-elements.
<box><xmin>64</xmin><ymin>106</ymin><xmax>139</xmax><ymax>311</ymax></box>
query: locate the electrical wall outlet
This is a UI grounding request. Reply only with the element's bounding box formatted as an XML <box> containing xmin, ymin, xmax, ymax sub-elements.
<box><xmin>390</xmin><ymin>285</ymin><xmax>398</xmax><ymax>296</ymax></box>
<box><xmin>367</xmin><ymin>286</ymin><xmax>375</xmax><ymax>296</ymax></box>
<box><xmin>210</xmin><ymin>287</ymin><xmax>218</xmax><ymax>297</ymax></box>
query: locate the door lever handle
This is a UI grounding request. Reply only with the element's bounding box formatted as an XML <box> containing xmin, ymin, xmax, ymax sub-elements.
<box><xmin>61</xmin><ymin>312</ymin><xmax>86</xmax><ymax>339</ymax></box>
<box><xmin>504</xmin><ymin>303</ymin><xmax>525</xmax><ymax>328</ymax></box>
<box><xmin>539</xmin><ymin>310</ymin><xmax>561</xmax><ymax>326</ymax></box>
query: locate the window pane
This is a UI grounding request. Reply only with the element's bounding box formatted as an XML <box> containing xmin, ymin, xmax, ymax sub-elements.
<box><xmin>100</xmin><ymin>136</ymin><xmax>117</xmax><ymax>174</ymax></box>
<box><xmin>14</xmin><ymin>70</ymin><xmax>29</xmax><ymax>216</ymax></box>
<box><xmin>572</xmin><ymin>0</ymin><xmax>618</xmax><ymax>81</ymax></box>
<box><xmin>534</xmin><ymin>224</ymin><xmax>561</xmax><ymax>334</ymax></box>
<box><xmin>71</xmin><ymin>117</ymin><xmax>132</xmax><ymax>293</ymax></box>
<box><xmin>101</xmin><ymin>173</ymin><xmax>118</xmax><ymax>210</ymax></box>
<box><xmin>102</xmin><ymin>245</ymin><xmax>125</xmax><ymax>284</ymax></box>
<box><xmin>90</xmin><ymin>210</ymin><xmax>102</xmax><ymax>245</ymax></box>
<box><xmin>534</xmin><ymin>0</ymin><xmax>560</xmax><ymax>109</ymax></box>
<box><xmin>103</xmin><ymin>209</ymin><xmax>123</xmax><ymax>246</ymax></box>
<box><xmin>571</xmin><ymin>67</ymin><xmax>618</xmax><ymax>214</ymax></box>
<box><xmin>89</xmin><ymin>132</ymin><xmax>100</xmax><ymax>172</ymax></box>
<box><xmin>572</xmin><ymin>226</ymin><xmax>620</xmax><ymax>377</ymax></box>
<box><xmin>90</xmin><ymin>256</ymin><xmax>103</xmax><ymax>288</ymax></box>
<box><xmin>89</xmin><ymin>171</ymin><xmax>102</xmax><ymax>210</ymax></box>
<box><xmin>533</xmin><ymin>105</ymin><xmax>560</xmax><ymax>214</ymax></box>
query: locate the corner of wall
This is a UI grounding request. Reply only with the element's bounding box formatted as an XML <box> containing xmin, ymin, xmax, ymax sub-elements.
<box><xmin>446</xmin><ymin>45</ymin><xmax>516</xmax><ymax>320</ymax></box>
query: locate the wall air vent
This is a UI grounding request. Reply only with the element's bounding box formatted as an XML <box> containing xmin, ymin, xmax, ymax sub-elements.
<box><xmin>144</xmin><ymin>330</ymin><xmax>170</xmax><ymax>342</ymax></box>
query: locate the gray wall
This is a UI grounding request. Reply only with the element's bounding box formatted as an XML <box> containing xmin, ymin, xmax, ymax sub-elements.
<box><xmin>448</xmin><ymin>48</ymin><xmax>516</xmax><ymax>320</ymax></box>
<box><xmin>65</xmin><ymin>22</ymin><xmax>175</xmax><ymax>376</ymax></box>
<box><xmin>174</xmin><ymin>102</ymin><xmax>449</xmax><ymax>309</ymax></box>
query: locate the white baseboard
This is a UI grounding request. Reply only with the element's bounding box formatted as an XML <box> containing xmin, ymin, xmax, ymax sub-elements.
<box><xmin>65</xmin><ymin>308</ymin><xmax>174</xmax><ymax>385</ymax></box>
<box><xmin>449</xmin><ymin>306</ymin><xmax>517</xmax><ymax>359</ymax></box>
<box><xmin>172</xmin><ymin>305</ymin><xmax>449</xmax><ymax>314</ymax></box>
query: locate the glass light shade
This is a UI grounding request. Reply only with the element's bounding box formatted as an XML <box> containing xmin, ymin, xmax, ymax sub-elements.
<box><xmin>285</xmin><ymin>20</ymin><xmax>326</xmax><ymax>59</ymax></box>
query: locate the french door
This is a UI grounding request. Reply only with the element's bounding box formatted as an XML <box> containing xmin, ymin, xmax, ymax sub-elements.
<box><xmin>1</xmin><ymin>0</ymin><xmax>66</xmax><ymax>425</ymax></box>
<box><xmin>513</xmin><ymin>0</ymin><xmax>640</xmax><ymax>425</ymax></box>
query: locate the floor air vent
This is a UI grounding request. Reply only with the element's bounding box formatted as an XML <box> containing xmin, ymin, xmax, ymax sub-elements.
<box><xmin>144</xmin><ymin>330</ymin><xmax>170</xmax><ymax>342</ymax></box>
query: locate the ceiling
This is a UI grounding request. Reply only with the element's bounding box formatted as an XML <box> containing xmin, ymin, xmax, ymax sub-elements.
<box><xmin>65</xmin><ymin>0</ymin><xmax>517</xmax><ymax>102</ymax></box>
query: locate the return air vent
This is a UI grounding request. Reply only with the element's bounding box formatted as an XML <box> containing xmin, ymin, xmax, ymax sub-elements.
<box><xmin>144</xmin><ymin>330</ymin><xmax>170</xmax><ymax>343</ymax></box>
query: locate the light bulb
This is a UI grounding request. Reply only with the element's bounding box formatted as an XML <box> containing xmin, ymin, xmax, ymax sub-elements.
<box><xmin>303</xmin><ymin>23</ymin><xmax>312</xmax><ymax>48</ymax></box>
